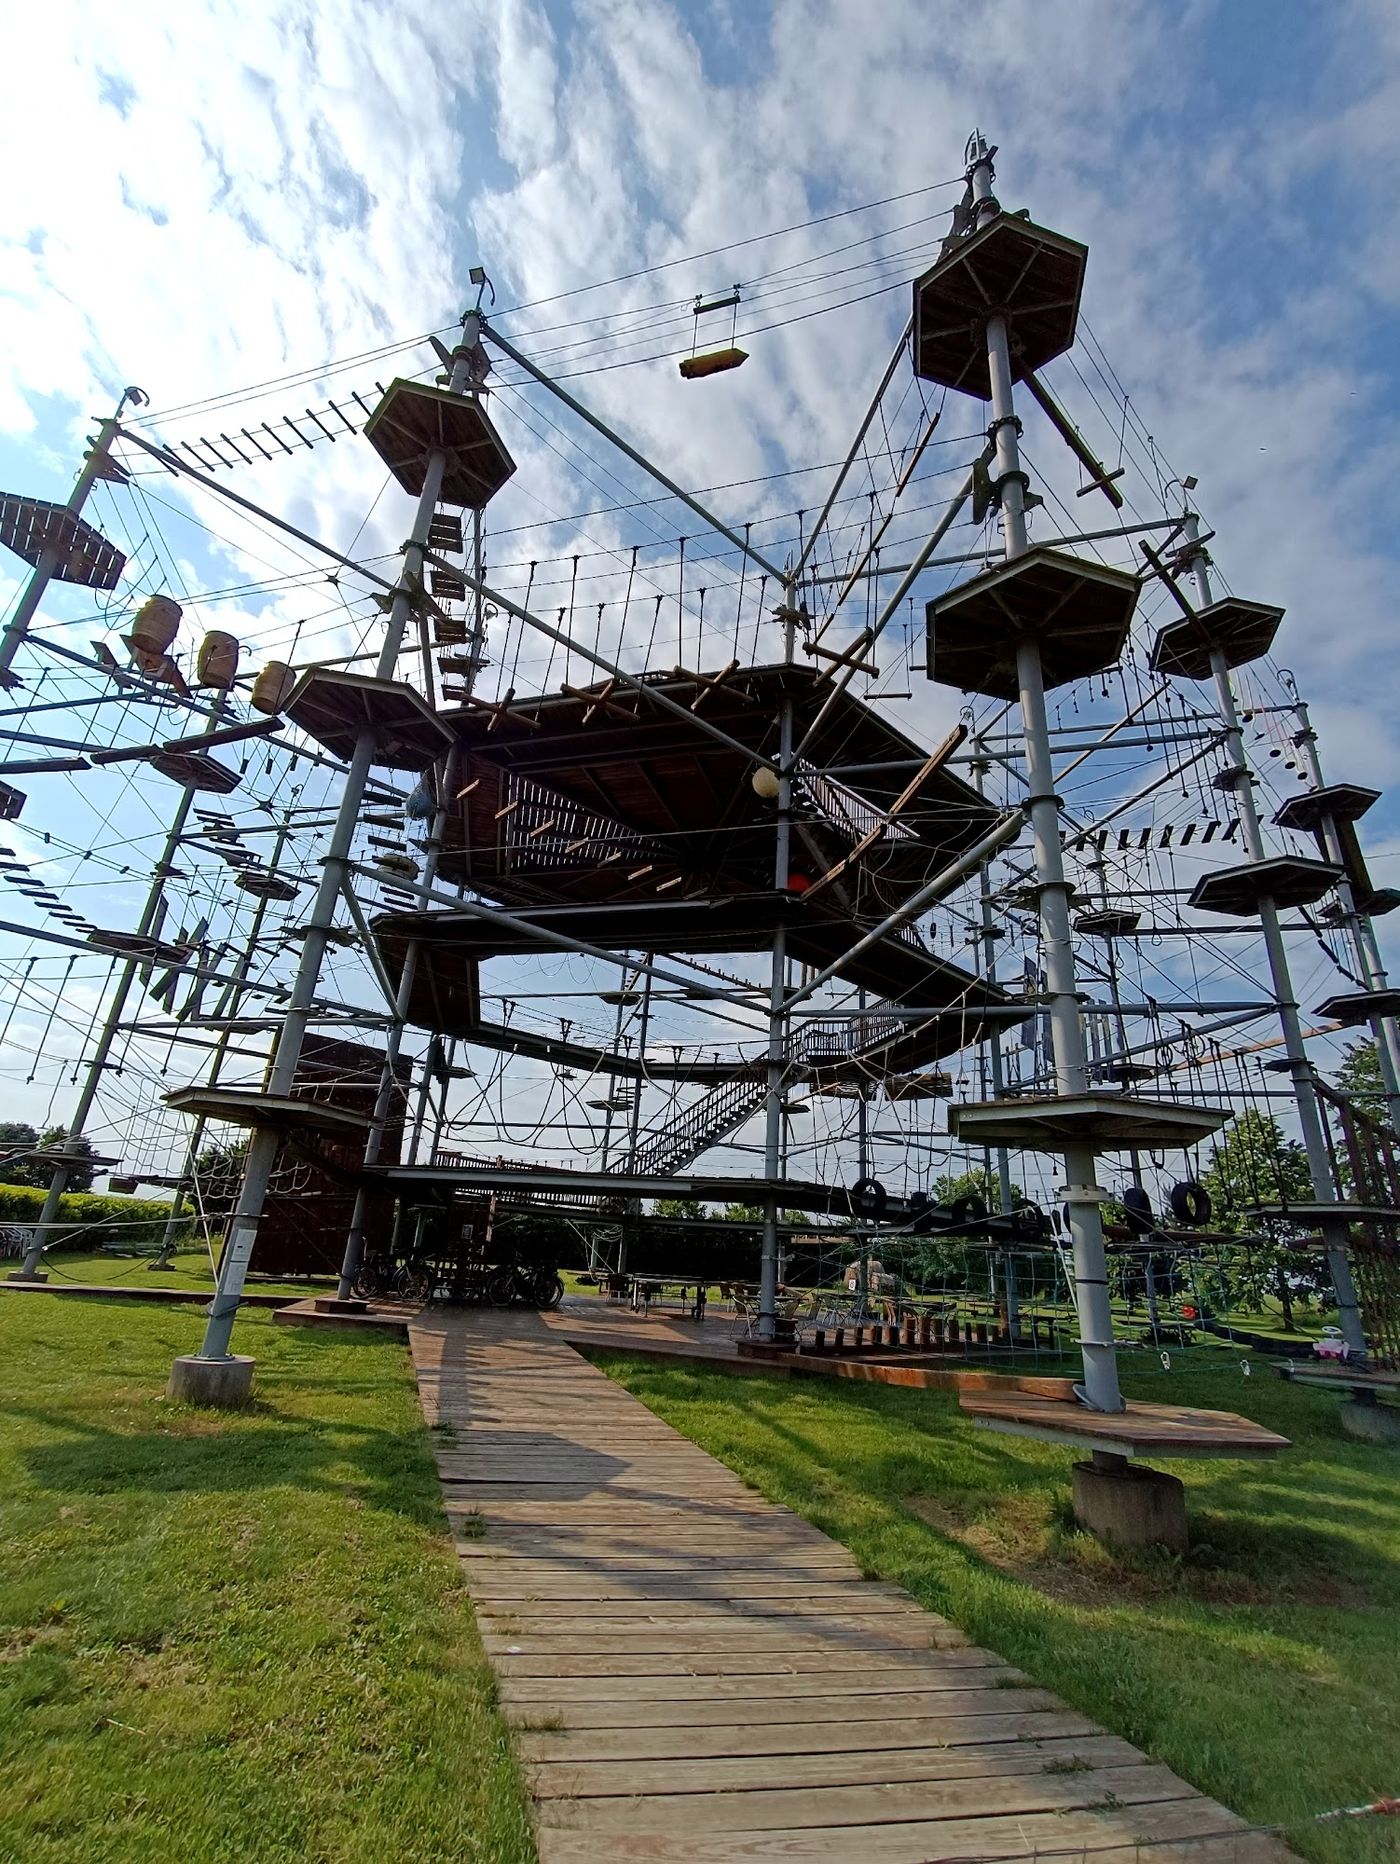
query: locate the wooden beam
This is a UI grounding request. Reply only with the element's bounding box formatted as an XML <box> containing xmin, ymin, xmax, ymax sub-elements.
<box><xmin>802</xmin><ymin>724</ymin><xmax>968</xmax><ymax>902</ymax></box>
<box><xmin>1020</xmin><ymin>370</ymin><xmax>1125</xmax><ymax>511</ymax></box>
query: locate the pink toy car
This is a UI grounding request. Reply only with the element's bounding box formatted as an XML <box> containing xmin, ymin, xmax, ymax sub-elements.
<box><xmin>1313</xmin><ymin>1326</ymin><xmax>1350</xmax><ymax>1362</ymax></box>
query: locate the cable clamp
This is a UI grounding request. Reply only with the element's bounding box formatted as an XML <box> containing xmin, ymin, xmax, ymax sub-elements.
<box><xmin>1057</xmin><ymin>1183</ymin><xmax>1109</xmax><ymax>1205</ymax></box>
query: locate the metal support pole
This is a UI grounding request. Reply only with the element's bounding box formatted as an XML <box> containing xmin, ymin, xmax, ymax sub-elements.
<box><xmin>187</xmin><ymin>338</ymin><xmax>481</xmax><ymax>1363</ymax></box>
<box><xmin>334</xmin><ymin>752</ymin><xmax>459</xmax><ymax>1299</ymax></box>
<box><xmin>1289</xmin><ymin>695</ymin><xmax>1400</xmax><ymax>1125</ymax></box>
<box><xmin>757</xmin><ymin>655</ymin><xmax>794</xmax><ymax>1343</ymax></box>
<box><xmin>157</xmin><ymin>818</ymin><xmax>294</xmax><ymax>1261</ymax></box>
<box><xmin>16</xmin><ymin>702</ymin><xmax>222</xmax><ymax>1280</ymax></box>
<box><xmin>1181</xmin><ymin>515</ymin><xmax>1366</xmax><ymax>1353</ymax></box>
<box><xmin>972</xmin><ymin>739</ymin><xmax>1019</xmax><ymax>1336</ymax></box>
<box><xmin>0</xmin><ymin>391</ymin><xmax>137</xmax><ymax>685</ymax></box>
<box><xmin>970</xmin><ymin>132</ymin><xmax>1122</xmax><ymax>1411</ymax></box>
<box><xmin>855</xmin><ymin>1034</ymin><xmax>871</xmax><ymax>1319</ymax></box>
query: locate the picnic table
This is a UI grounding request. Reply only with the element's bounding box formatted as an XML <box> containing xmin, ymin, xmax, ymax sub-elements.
<box><xmin>630</xmin><ymin>1277</ymin><xmax>707</xmax><ymax>1321</ymax></box>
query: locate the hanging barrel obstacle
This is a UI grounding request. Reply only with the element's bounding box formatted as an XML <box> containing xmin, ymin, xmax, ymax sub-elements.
<box><xmin>250</xmin><ymin>660</ymin><xmax>296</xmax><ymax>716</ymax></box>
<box><xmin>678</xmin><ymin>287</ymin><xmax>749</xmax><ymax>381</ymax></box>
<box><xmin>123</xmin><ymin>594</ymin><xmax>181</xmax><ymax>674</ymax></box>
<box><xmin>196</xmin><ymin>630</ymin><xmax>240</xmax><ymax>689</ymax></box>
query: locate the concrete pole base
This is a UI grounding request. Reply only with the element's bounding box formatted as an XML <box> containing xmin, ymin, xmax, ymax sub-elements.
<box><xmin>167</xmin><ymin>1354</ymin><xmax>255</xmax><ymax>1408</ymax></box>
<box><xmin>313</xmin><ymin>1297</ymin><xmax>368</xmax><ymax>1315</ymax></box>
<box><xmin>7</xmin><ymin>1268</ymin><xmax>48</xmax><ymax>1282</ymax></box>
<box><xmin>1339</xmin><ymin>1399</ymin><xmax>1400</xmax><ymax>1445</ymax></box>
<box><xmin>1071</xmin><ymin>1458</ymin><xmax>1188</xmax><ymax>1554</ymax></box>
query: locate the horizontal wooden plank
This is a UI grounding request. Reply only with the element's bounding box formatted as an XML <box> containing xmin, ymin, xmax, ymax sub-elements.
<box><xmin>498</xmin><ymin>1666</ymin><xmax>1027</xmax><ymax>1703</ymax></box>
<box><xmin>514</xmin><ymin>1704</ymin><xmax>1094</xmax><ymax>1761</ymax></box>
<box><xmin>476</xmin><ymin>1591</ymin><xmax>922</xmax><ymax>1619</ymax></box>
<box><xmin>528</xmin><ymin>1731</ymin><xmax>1143</xmax><ymax>1797</ymax></box>
<box><xmin>481</xmin><ymin>1623</ymin><xmax>968</xmax><ymax>1657</ymax></box>
<box><xmin>493</xmin><ymin>1648</ymin><xmax>1003</xmax><ymax>1677</ymax></box>
<box><xmin>534</xmin><ymin>1799</ymin><xmax>1288</xmax><ymax>1864</ymax></box>
<box><xmin>505</xmin><ymin>1685</ymin><xmax>1066</xmax><ymax>1733</ymax></box>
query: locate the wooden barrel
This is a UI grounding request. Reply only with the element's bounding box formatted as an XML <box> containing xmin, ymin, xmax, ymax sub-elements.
<box><xmin>129</xmin><ymin>595</ymin><xmax>181</xmax><ymax>658</ymax></box>
<box><xmin>196</xmin><ymin>631</ymin><xmax>240</xmax><ymax>688</ymax></box>
<box><xmin>251</xmin><ymin>661</ymin><xmax>296</xmax><ymax>715</ymax></box>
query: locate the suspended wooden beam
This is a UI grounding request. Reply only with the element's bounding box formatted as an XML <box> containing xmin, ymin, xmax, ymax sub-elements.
<box><xmin>803</xmin><ymin>724</ymin><xmax>968</xmax><ymax>903</ymax></box>
<box><xmin>1020</xmin><ymin>369</ymin><xmax>1125</xmax><ymax>509</ymax></box>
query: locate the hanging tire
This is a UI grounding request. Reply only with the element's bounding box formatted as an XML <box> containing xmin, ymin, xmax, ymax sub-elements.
<box><xmin>948</xmin><ymin>1193</ymin><xmax>988</xmax><ymax>1231</ymax></box>
<box><xmin>851</xmin><ymin>1177</ymin><xmax>888</xmax><ymax>1222</ymax></box>
<box><xmin>1122</xmin><ymin>1184</ymin><xmax>1155</xmax><ymax>1236</ymax></box>
<box><xmin>1011</xmin><ymin>1202</ymin><xmax>1047</xmax><ymax>1242</ymax></box>
<box><xmin>1169</xmin><ymin>1180</ymin><xmax>1212</xmax><ymax>1228</ymax></box>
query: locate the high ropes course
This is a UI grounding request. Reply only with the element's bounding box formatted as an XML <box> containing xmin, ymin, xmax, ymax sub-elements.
<box><xmin>2</xmin><ymin>135</ymin><xmax>1398</xmax><ymax>1499</ymax></box>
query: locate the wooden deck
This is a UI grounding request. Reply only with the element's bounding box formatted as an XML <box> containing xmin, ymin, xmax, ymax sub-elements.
<box><xmin>959</xmin><ymin>1390</ymin><xmax>1291</xmax><ymax>1459</ymax></box>
<box><xmin>410</xmin><ymin>1307</ymin><xmax>1289</xmax><ymax>1862</ymax></box>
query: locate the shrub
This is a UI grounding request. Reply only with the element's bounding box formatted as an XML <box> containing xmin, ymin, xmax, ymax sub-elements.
<box><xmin>0</xmin><ymin>1183</ymin><xmax>186</xmax><ymax>1252</ymax></box>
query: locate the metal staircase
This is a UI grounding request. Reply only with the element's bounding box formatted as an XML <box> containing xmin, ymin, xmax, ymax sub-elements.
<box><xmin>625</xmin><ymin>1070</ymin><xmax>772</xmax><ymax>1179</ymax></box>
<box><xmin>620</xmin><ymin>1020</ymin><xmax>871</xmax><ymax>1178</ymax></box>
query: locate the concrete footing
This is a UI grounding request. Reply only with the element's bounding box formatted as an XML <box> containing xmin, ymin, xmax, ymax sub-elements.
<box><xmin>312</xmin><ymin>1297</ymin><xmax>368</xmax><ymax>1316</ymax></box>
<box><xmin>167</xmin><ymin>1354</ymin><xmax>256</xmax><ymax>1408</ymax></box>
<box><xmin>7</xmin><ymin>1268</ymin><xmax>48</xmax><ymax>1283</ymax></box>
<box><xmin>1071</xmin><ymin>1457</ymin><xmax>1188</xmax><ymax>1553</ymax></box>
<box><xmin>1340</xmin><ymin>1398</ymin><xmax>1400</xmax><ymax>1445</ymax></box>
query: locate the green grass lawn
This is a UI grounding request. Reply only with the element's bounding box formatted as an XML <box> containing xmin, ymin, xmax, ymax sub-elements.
<box><xmin>598</xmin><ymin>1350</ymin><xmax>1400</xmax><ymax>1864</ymax></box>
<box><xmin>27</xmin><ymin>1246</ymin><xmax>330</xmax><ymax>1301</ymax></box>
<box><xmin>0</xmin><ymin>1297</ymin><xmax>534</xmax><ymax>1863</ymax></box>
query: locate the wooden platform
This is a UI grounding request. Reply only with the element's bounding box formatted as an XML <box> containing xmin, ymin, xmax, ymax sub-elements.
<box><xmin>543</xmin><ymin>1298</ymin><xmax>1081</xmax><ymax>1398</ymax></box>
<box><xmin>409</xmin><ymin>1307</ymin><xmax>1290</xmax><ymax>1861</ymax></box>
<box><xmin>960</xmin><ymin>1390</ymin><xmax>1290</xmax><ymax>1460</ymax></box>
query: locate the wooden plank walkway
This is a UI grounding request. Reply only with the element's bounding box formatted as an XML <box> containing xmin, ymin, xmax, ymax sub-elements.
<box><xmin>410</xmin><ymin>1308</ymin><xmax>1289</xmax><ymax>1863</ymax></box>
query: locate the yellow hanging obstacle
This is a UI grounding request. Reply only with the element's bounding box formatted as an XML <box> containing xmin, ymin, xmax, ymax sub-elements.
<box><xmin>679</xmin><ymin>286</ymin><xmax>749</xmax><ymax>380</ymax></box>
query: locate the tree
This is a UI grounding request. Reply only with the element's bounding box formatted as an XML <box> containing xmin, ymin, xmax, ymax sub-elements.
<box><xmin>0</xmin><ymin>1121</ymin><xmax>41</xmax><ymax>1187</ymax></box>
<box><xmin>1200</xmin><ymin>1109</ymin><xmax>1323</xmax><ymax>1328</ymax></box>
<box><xmin>1335</xmin><ymin>1038</ymin><xmax>1388</xmax><ymax>1124</ymax></box>
<box><xmin>654</xmin><ymin>1196</ymin><xmax>705</xmax><ymax>1221</ymax></box>
<box><xmin>720</xmin><ymin>1201</ymin><xmax>763</xmax><ymax>1223</ymax></box>
<box><xmin>37</xmin><ymin>1127</ymin><xmax>97</xmax><ymax>1193</ymax></box>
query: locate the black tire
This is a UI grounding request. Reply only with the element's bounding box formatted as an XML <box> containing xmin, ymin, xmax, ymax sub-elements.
<box><xmin>396</xmin><ymin>1263</ymin><xmax>435</xmax><ymax>1303</ymax></box>
<box><xmin>948</xmin><ymin>1193</ymin><xmax>987</xmax><ymax>1231</ymax></box>
<box><xmin>487</xmin><ymin>1268</ymin><xmax>517</xmax><ymax>1307</ymax></box>
<box><xmin>1122</xmin><ymin>1185</ymin><xmax>1155</xmax><ymax>1236</ymax></box>
<box><xmin>851</xmin><ymin>1176</ymin><xmax>888</xmax><ymax>1222</ymax></box>
<box><xmin>1011</xmin><ymin>1201</ymin><xmax>1047</xmax><ymax>1242</ymax></box>
<box><xmin>1169</xmin><ymin>1180</ymin><xmax>1212</xmax><ymax>1228</ymax></box>
<box><xmin>537</xmin><ymin>1273</ymin><xmax>565</xmax><ymax>1310</ymax></box>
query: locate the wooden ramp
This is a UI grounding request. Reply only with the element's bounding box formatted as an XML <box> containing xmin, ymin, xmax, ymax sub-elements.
<box><xmin>410</xmin><ymin>1308</ymin><xmax>1288</xmax><ymax>1863</ymax></box>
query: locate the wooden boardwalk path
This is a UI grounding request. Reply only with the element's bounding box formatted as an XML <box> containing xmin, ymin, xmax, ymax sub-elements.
<box><xmin>410</xmin><ymin>1308</ymin><xmax>1286</xmax><ymax>1863</ymax></box>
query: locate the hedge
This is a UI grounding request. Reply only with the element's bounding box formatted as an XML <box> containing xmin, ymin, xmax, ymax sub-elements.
<box><xmin>0</xmin><ymin>1183</ymin><xmax>189</xmax><ymax>1252</ymax></box>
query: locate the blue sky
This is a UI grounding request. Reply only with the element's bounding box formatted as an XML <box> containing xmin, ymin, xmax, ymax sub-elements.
<box><xmin>2</xmin><ymin>0</ymin><xmax>1399</xmax><ymax>1201</ymax></box>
